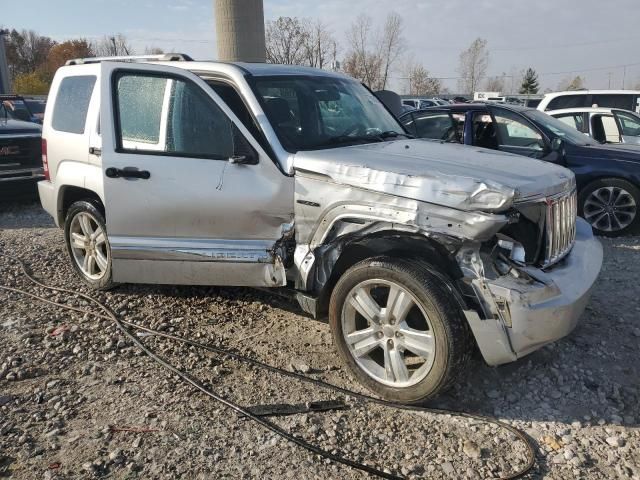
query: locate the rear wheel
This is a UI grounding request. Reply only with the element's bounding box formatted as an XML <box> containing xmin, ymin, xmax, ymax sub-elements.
<box><xmin>64</xmin><ymin>200</ymin><xmax>114</xmax><ymax>290</ymax></box>
<box><xmin>329</xmin><ymin>257</ymin><xmax>472</xmax><ymax>404</ymax></box>
<box><xmin>579</xmin><ymin>178</ymin><xmax>639</xmax><ymax>236</ymax></box>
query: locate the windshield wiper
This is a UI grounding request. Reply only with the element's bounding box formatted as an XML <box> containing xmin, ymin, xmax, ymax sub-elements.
<box><xmin>318</xmin><ymin>135</ymin><xmax>385</xmax><ymax>147</ymax></box>
<box><xmin>379</xmin><ymin>130</ymin><xmax>414</xmax><ymax>139</ymax></box>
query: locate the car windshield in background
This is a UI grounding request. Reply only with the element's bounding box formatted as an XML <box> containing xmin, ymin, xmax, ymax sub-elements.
<box><xmin>251</xmin><ymin>75</ymin><xmax>404</xmax><ymax>152</ymax></box>
<box><xmin>524</xmin><ymin>109</ymin><xmax>599</xmax><ymax>146</ymax></box>
<box><xmin>25</xmin><ymin>100</ymin><xmax>46</xmax><ymax>115</ymax></box>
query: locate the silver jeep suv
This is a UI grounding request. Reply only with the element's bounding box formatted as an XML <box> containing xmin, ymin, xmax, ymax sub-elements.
<box><xmin>38</xmin><ymin>54</ymin><xmax>602</xmax><ymax>403</ymax></box>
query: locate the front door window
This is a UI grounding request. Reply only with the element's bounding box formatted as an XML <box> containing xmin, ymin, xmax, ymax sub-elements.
<box><xmin>493</xmin><ymin>109</ymin><xmax>544</xmax><ymax>153</ymax></box>
<box><xmin>115</xmin><ymin>73</ymin><xmax>235</xmax><ymax>159</ymax></box>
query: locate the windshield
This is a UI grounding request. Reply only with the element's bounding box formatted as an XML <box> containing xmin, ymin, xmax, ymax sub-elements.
<box><xmin>25</xmin><ymin>100</ymin><xmax>45</xmax><ymax>115</ymax></box>
<box><xmin>250</xmin><ymin>75</ymin><xmax>405</xmax><ymax>152</ymax></box>
<box><xmin>524</xmin><ymin>109</ymin><xmax>599</xmax><ymax>146</ymax></box>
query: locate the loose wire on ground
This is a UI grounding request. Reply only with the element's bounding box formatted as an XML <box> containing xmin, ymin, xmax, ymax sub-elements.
<box><xmin>0</xmin><ymin>251</ymin><xmax>536</xmax><ymax>479</ymax></box>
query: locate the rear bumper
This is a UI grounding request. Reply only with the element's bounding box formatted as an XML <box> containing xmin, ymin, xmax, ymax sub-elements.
<box><xmin>0</xmin><ymin>169</ymin><xmax>44</xmax><ymax>198</ymax></box>
<box><xmin>466</xmin><ymin>218</ymin><xmax>602</xmax><ymax>366</ymax></box>
<box><xmin>37</xmin><ymin>180</ymin><xmax>58</xmax><ymax>226</ymax></box>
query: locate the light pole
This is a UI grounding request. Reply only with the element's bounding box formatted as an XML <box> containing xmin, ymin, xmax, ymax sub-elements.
<box><xmin>0</xmin><ymin>29</ymin><xmax>11</xmax><ymax>94</ymax></box>
<box><xmin>214</xmin><ymin>0</ymin><xmax>266</xmax><ymax>62</ymax></box>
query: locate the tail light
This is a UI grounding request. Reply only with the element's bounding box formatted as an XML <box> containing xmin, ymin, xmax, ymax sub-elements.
<box><xmin>42</xmin><ymin>138</ymin><xmax>50</xmax><ymax>181</ymax></box>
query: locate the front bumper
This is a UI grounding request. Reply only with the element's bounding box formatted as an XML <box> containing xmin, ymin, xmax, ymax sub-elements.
<box><xmin>466</xmin><ymin>218</ymin><xmax>602</xmax><ymax>366</ymax></box>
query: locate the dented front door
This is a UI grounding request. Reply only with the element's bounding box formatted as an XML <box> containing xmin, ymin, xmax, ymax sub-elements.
<box><xmin>99</xmin><ymin>62</ymin><xmax>293</xmax><ymax>286</ymax></box>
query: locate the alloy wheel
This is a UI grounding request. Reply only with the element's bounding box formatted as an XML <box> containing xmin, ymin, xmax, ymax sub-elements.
<box><xmin>583</xmin><ymin>186</ymin><xmax>637</xmax><ymax>232</ymax></box>
<box><xmin>341</xmin><ymin>279</ymin><xmax>436</xmax><ymax>388</ymax></box>
<box><xmin>69</xmin><ymin>212</ymin><xmax>109</xmax><ymax>280</ymax></box>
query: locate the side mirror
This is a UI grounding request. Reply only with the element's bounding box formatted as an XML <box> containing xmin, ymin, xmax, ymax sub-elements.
<box><xmin>551</xmin><ymin>137</ymin><xmax>564</xmax><ymax>152</ymax></box>
<box><xmin>230</xmin><ymin>124</ymin><xmax>258</xmax><ymax>165</ymax></box>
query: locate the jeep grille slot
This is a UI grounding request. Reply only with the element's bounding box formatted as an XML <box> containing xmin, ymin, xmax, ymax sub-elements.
<box><xmin>543</xmin><ymin>189</ymin><xmax>577</xmax><ymax>267</ymax></box>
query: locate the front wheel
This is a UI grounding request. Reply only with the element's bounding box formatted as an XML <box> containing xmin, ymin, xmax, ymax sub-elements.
<box><xmin>64</xmin><ymin>200</ymin><xmax>114</xmax><ymax>290</ymax></box>
<box><xmin>329</xmin><ymin>257</ymin><xmax>472</xmax><ymax>404</ymax></box>
<box><xmin>579</xmin><ymin>178</ymin><xmax>640</xmax><ymax>236</ymax></box>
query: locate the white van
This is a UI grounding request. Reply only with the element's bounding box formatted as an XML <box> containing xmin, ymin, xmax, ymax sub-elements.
<box><xmin>538</xmin><ymin>90</ymin><xmax>640</xmax><ymax>114</ymax></box>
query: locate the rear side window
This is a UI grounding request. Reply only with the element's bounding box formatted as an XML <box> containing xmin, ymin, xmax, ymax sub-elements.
<box><xmin>615</xmin><ymin>111</ymin><xmax>640</xmax><ymax>136</ymax></box>
<box><xmin>52</xmin><ymin>75</ymin><xmax>96</xmax><ymax>134</ymax></box>
<box><xmin>555</xmin><ymin>113</ymin><xmax>585</xmax><ymax>132</ymax></box>
<box><xmin>591</xmin><ymin>94</ymin><xmax>633</xmax><ymax>110</ymax></box>
<box><xmin>547</xmin><ymin>95</ymin><xmax>586</xmax><ymax>110</ymax></box>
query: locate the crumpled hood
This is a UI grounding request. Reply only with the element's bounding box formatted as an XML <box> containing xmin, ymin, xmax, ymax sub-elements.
<box><xmin>293</xmin><ymin>139</ymin><xmax>575</xmax><ymax>212</ymax></box>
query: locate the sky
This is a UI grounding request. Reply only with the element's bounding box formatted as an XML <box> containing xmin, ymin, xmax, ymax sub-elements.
<box><xmin>4</xmin><ymin>0</ymin><xmax>640</xmax><ymax>93</ymax></box>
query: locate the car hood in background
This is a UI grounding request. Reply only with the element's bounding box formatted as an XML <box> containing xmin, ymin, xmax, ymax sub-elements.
<box><xmin>0</xmin><ymin>117</ymin><xmax>42</xmax><ymax>136</ymax></box>
<box><xmin>293</xmin><ymin>139</ymin><xmax>575</xmax><ymax>212</ymax></box>
<box><xmin>573</xmin><ymin>143</ymin><xmax>640</xmax><ymax>164</ymax></box>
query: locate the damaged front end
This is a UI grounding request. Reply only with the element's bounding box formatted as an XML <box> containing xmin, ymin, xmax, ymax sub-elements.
<box><xmin>290</xmin><ymin>152</ymin><xmax>602</xmax><ymax>366</ymax></box>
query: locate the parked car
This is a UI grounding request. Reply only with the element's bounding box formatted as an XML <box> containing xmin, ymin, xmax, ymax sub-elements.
<box><xmin>548</xmin><ymin>107</ymin><xmax>640</xmax><ymax>145</ymax></box>
<box><xmin>0</xmin><ymin>101</ymin><xmax>44</xmax><ymax>197</ymax></box>
<box><xmin>24</xmin><ymin>98</ymin><xmax>46</xmax><ymax>123</ymax></box>
<box><xmin>400</xmin><ymin>104</ymin><xmax>640</xmax><ymax>236</ymax></box>
<box><xmin>537</xmin><ymin>90</ymin><xmax>640</xmax><ymax>114</ymax></box>
<box><xmin>402</xmin><ymin>98</ymin><xmax>441</xmax><ymax>109</ymax></box>
<box><xmin>38</xmin><ymin>54</ymin><xmax>602</xmax><ymax>403</ymax></box>
<box><xmin>0</xmin><ymin>95</ymin><xmax>41</xmax><ymax>124</ymax></box>
<box><xmin>400</xmin><ymin>104</ymin><xmax>416</xmax><ymax>114</ymax></box>
<box><xmin>524</xmin><ymin>98</ymin><xmax>542</xmax><ymax>108</ymax></box>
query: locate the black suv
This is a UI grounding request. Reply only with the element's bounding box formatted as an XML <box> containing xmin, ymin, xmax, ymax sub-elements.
<box><xmin>400</xmin><ymin>104</ymin><xmax>640</xmax><ymax>236</ymax></box>
<box><xmin>0</xmin><ymin>101</ymin><xmax>43</xmax><ymax>198</ymax></box>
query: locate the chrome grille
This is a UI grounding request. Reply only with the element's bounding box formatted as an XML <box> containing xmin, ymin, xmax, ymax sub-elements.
<box><xmin>543</xmin><ymin>189</ymin><xmax>577</xmax><ymax>267</ymax></box>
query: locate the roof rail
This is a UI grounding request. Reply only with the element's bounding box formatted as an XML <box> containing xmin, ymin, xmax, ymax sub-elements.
<box><xmin>65</xmin><ymin>53</ymin><xmax>193</xmax><ymax>66</ymax></box>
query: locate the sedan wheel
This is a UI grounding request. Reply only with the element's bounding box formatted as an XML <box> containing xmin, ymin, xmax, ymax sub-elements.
<box><xmin>583</xmin><ymin>186</ymin><xmax>636</xmax><ymax>233</ymax></box>
<box><xmin>579</xmin><ymin>179</ymin><xmax>640</xmax><ymax>236</ymax></box>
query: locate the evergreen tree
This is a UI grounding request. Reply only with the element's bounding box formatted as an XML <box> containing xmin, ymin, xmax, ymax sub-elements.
<box><xmin>519</xmin><ymin>68</ymin><xmax>540</xmax><ymax>94</ymax></box>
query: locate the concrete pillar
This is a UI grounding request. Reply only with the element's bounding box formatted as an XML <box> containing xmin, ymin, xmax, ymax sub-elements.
<box><xmin>0</xmin><ymin>31</ymin><xmax>11</xmax><ymax>94</ymax></box>
<box><xmin>214</xmin><ymin>0</ymin><xmax>266</xmax><ymax>63</ymax></box>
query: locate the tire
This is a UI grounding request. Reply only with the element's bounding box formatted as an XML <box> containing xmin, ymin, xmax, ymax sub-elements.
<box><xmin>64</xmin><ymin>200</ymin><xmax>114</xmax><ymax>290</ymax></box>
<box><xmin>578</xmin><ymin>178</ymin><xmax>640</xmax><ymax>237</ymax></box>
<box><xmin>329</xmin><ymin>257</ymin><xmax>472</xmax><ymax>404</ymax></box>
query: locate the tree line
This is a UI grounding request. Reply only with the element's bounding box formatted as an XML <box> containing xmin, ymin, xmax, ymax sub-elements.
<box><xmin>3</xmin><ymin>18</ymin><xmax>602</xmax><ymax>96</ymax></box>
<box><xmin>264</xmin><ymin>14</ymin><xmax>594</xmax><ymax>96</ymax></box>
<box><xmin>1</xmin><ymin>29</ymin><xmax>160</xmax><ymax>94</ymax></box>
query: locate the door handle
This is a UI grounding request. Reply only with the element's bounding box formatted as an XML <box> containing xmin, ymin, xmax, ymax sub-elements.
<box><xmin>105</xmin><ymin>167</ymin><xmax>151</xmax><ymax>180</ymax></box>
<box><xmin>89</xmin><ymin>147</ymin><xmax>101</xmax><ymax>155</ymax></box>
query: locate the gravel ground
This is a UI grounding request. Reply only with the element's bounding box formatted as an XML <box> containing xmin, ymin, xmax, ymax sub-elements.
<box><xmin>0</xmin><ymin>200</ymin><xmax>638</xmax><ymax>480</ymax></box>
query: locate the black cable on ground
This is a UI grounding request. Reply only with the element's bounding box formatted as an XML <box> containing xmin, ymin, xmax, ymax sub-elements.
<box><xmin>0</xmin><ymin>251</ymin><xmax>536</xmax><ymax>479</ymax></box>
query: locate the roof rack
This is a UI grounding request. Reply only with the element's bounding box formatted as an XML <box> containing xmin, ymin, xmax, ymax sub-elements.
<box><xmin>65</xmin><ymin>53</ymin><xmax>193</xmax><ymax>66</ymax></box>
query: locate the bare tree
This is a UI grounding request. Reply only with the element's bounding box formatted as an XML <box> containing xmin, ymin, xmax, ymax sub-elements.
<box><xmin>144</xmin><ymin>46</ymin><xmax>165</xmax><ymax>55</ymax></box>
<box><xmin>484</xmin><ymin>75</ymin><xmax>504</xmax><ymax>92</ymax></box>
<box><xmin>300</xmin><ymin>19</ymin><xmax>336</xmax><ymax>69</ymax></box>
<box><xmin>378</xmin><ymin>12</ymin><xmax>404</xmax><ymax>90</ymax></box>
<box><xmin>93</xmin><ymin>34</ymin><xmax>134</xmax><ymax>57</ymax></box>
<box><xmin>265</xmin><ymin>17</ymin><xmax>307</xmax><ymax>65</ymax></box>
<box><xmin>343</xmin><ymin>13</ymin><xmax>404</xmax><ymax>90</ymax></box>
<box><xmin>457</xmin><ymin>38</ymin><xmax>489</xmax><ymax>94</ymax></box>
<box><xmin>402</xmin><ymin>57</ymin><xmax>442</xmax><ymax>95</ymax></box>
<box><xmin>558</xmin><ymin>75</ymin><xmax>586</xmax><ymax>91</ymax></box>
<box><xmin>343</xmin><ymin>14</ymin><xmax>379</xmax><ymax>87</ymax></box>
